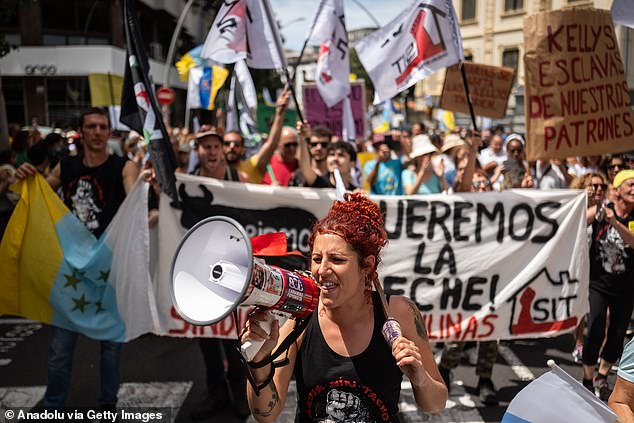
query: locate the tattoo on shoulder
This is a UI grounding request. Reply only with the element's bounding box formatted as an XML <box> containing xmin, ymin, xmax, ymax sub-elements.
<box><xmin>253</xmin><ymin>380</ymin><xmax>279</xmax><ymax>417</ymax></box>
<box><xmin>406</xmin><ymin>298</ymin><xmax>428</xmax><ymax>341</ymax></box>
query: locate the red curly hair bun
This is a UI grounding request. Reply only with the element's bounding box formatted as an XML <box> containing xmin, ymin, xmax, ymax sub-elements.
<box><xmin>309</xmin><ymin>193</ymin><xmax>388</xmax><ymax>270</ymax></box>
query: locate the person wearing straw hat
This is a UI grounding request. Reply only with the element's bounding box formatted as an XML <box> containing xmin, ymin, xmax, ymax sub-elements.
<box><xmin>402</xmin><ymin>134</ymin><xmax>447</xmax><ymax>195</ymax></box>
<box><xmin>435</xmin><ymin>133</ymin><xmax>466</xmax><ymax>189</ymax></box>
<box><xmin>242</xmin><ymin>193</ymin><xmax>447</xmax><ymax>421</ymax></box>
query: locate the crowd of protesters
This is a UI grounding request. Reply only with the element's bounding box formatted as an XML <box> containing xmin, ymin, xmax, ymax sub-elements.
<box><xmin>1</xmin><ymin>96</ymin><xmax>634</xmax><ymax>419</ymax></box>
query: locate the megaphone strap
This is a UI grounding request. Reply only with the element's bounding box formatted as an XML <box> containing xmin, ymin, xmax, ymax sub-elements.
<box><xmin>240</xmin><ymin>316</ymin><xmax>312</xmax><ymax>396</ymax></box>
<box><xmin>248</xmin><ymin>315</ymin><xmax>312</xmax><ymax>368</ymax></box>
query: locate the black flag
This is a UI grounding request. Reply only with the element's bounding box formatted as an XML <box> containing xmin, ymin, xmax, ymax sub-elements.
<box><xmin>120</xmin><ymin>0</ymin><xmax>178</xmax><ymax>202</ymax></box>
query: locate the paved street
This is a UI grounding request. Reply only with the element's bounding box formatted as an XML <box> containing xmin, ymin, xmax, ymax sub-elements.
<box><xmin>0</xmin><ymin>316</ymin><xmax>612</xmax><ymax>423</ymax></box>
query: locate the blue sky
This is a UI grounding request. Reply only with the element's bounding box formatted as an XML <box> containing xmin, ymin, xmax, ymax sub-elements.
<box><xmin>269</xmin><ymin>0</ymin><xmax>408</xmax><ymax>50</ymax></box>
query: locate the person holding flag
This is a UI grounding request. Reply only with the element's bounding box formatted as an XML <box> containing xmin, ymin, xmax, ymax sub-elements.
<box><xmin>15</xmin><ymin>108</ymin><xmax>140</xmax><ymax>410</ymax></box>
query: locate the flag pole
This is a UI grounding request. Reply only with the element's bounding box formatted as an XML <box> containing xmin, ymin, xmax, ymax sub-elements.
<box><xmin>459</xmin><ymin>62</ymin><xmax>479</xmax><ymax>132</ymax></box>
<box><xmin>260</xmin><ymin>0</ymin><xmax>305</xmax><ymax>123</ymax></box>
<box><xmin>289</xmin><ymin>0</ymin><xmax>324</xmax><ymax>87</ymax></box>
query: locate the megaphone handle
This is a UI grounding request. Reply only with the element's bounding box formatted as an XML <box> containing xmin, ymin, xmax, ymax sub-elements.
<box><xmin>241</xmin><ymin>313</ymin><xmax>274</xmax><ymax>362</ymax></box>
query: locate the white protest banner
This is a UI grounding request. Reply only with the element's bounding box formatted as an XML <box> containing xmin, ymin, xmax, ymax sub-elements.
<box><xmin>355</xmin><ymin>0</ymin><xmax>463</xmax><ymax>103</ymax></box>
<box><xmin>201</xmin><ymin>0</ymin><xmax>284</xmax><ymax>69</ymax></box>
<box><xmin>302</xmin><ymin>80</ymin><xmax>366</xmax><ymax>137</ymax></box>
<box><xmin>154</xmin><ymin>174</ymin><xmax>588</xmax><ymax>341</ymax></box>
<box><xmin>524</xmin><ymin>8</ymin><xmax>634</xmax><ymax>161</ymax></box>
<box><xmin>307</xmin><ymin>0</ymin><xmax>350</xmax><ymax>107</ymax></box>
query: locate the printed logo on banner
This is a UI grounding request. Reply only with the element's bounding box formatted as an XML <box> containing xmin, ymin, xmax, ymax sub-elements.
<box><xmin>177</xmin><ymin>184</ymin><xmax>317</xmax><ymax>254</ymax></box>
<box><xmin>393</xmin><ymin>7</ymin><xmax>447</xmax><ymax>86</ymax></box>
<box><xmin>506</xmin><ymin>268</ymin><xmax>579</xmax><ymax>335</ymax></box>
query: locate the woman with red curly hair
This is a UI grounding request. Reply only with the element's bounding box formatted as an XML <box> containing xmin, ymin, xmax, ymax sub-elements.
<box><xmin>242</xmin><ymin>193</ymin><xmax>447</xmax><ymax>422</ymax></box>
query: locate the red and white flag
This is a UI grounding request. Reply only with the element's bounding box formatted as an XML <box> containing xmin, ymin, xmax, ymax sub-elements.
<box><xmin>355</xmin><ymin>0</ymin><xmax>463</xmax><ymax>103</ymax></box>
<box><xmin>307</xmin><ymin>0</ymin><xmax>350</xmax><ymax>107</ymax></box>
<box><xmin>201</xmin><ymin>0</ymin><xmax>286</xmax><ymax>69</ymax></box>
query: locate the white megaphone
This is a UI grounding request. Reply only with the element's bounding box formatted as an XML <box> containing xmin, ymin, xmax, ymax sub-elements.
<box><xmin>170</xmin><ymin>216</ymin><xmax>319</xmax><ymax>362</ymax></box>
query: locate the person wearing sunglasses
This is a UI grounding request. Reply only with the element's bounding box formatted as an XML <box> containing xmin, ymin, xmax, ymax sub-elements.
<box><xmin>262</xmin><ymin>125</ymin><xmax>300</xmax><ymax>187</ymax></box>
<box><xmin>289</xmin><ymin>125</ymin><xmax>332</xmax><ymax>187</ymax></box>
<box><xmin>582</xmin><ymin>169</ymin><xmax>634</xmax><ymax>401</ymax></box>
<box><xmin>607</xmin><ymin>155</ymin><xmax>626</xmax><ymax>184</ymax></box>
<box><xmin>294</xmin><ymin>121</ymin><xmax>357</xmax><ymax>191</ymax></box>
<box><xmin>224</xmin><ymin>90</ymin><xmax>291</xmax><ymax>184</ymax></box>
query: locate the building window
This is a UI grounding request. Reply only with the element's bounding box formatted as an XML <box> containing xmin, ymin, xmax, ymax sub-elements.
<box><xmin>2</xmin><ymin>77</ymin><xmax>25</xmax><ymax>126</ymax></box>
<box><xmin>464</xmin><ymin>52</ymin><xmax>474</xmax><ymax>62</ymax></box>
<box><xmin>462</xmin><ymin>0</ymin><xmax>476</xmax><ymax>21</ymax></box>
<box><xmin>47</xmin><ymin>78</ymin><xmax>91</xmax><ymax>128</ymax></box>
<box><xmin>502</xmin><ymin>48</ymin><xmax>519</xmax><ymax>84</ymax></box>
<box><xmin>41</xmin><ymin>0</ymin><xmax>111</xmax><ymax>45</ymax></box>
<box><xmin>504</xmin><ymin>0</ymin><xmax>523</xmax><ymax>12</ymax></box>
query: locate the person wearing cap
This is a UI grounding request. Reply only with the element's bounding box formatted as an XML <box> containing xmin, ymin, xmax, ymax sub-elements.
<box><xmin>402</xmin><ymin>134</ymin><xmax>447</xmax><ymax>195</ymax></box>
<box><xmin>192</xmin><ymin>129</ymin><xmax>248</xmax><ymax>182</ymax></box>
<box><xmin>189</xmin><ymin>128</ymin><xmax>250</xmax><ymax>420</ymax></box>
<box><xmin>582</xmin><ymin>169</ymin><xmax>634</xmax><ymax>400</ymax></box>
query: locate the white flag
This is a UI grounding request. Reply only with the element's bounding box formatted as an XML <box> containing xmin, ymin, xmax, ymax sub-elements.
<box><xmin>226</xmin><ymin>74</ymin><xmax>238</xmax><ymax>132</ymax></box>
<box><xmin>355</xmin><ymin>0</ymin><xmax>463</xmax><ymax>103</ymax></box>
<box><xmin>307</xmin><ymin>0</ymin><xmax>350</xmax><ymax>107</ymax></box>
<box><xmin>612</xmin><ymin>0</ymin><xmax>634</xmax><ymax>29</ymax></box>
<box><xmin>342</xmin><ymin>96</ymin><xmax>355</xmax><ymax>141</ymax></box>
<box><xmin>502</xmin><ymin>363</ymin><xmax>618</xmax><ymax>423</ymax></box>
<box><xmin>234</xmin><ymin>59</ymin><xmax>257</xmax><ymax>110</ymax></box>
<box><xmin>201</xmin><ymin>0</ymin><xmax>285</xmax><ymax>69</ymax></box>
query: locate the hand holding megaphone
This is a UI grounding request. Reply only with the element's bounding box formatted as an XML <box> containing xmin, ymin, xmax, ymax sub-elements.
<box><xmin>170</xmin><ymin>216</ymin><xmax>318</xmax><ymax>363</ymax></box>
<box><xmin>241</xmin><ymin>309</ymin><xmax>281</xmax><ymax>362</ymax></box>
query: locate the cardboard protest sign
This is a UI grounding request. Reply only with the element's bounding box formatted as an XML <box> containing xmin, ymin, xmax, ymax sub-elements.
<box><xmin>524</xmin><ymin>8</ymin><xmax>634</xmax><ymax>161</ymax></box>
<box><xmin>157</xmin><ymin>175</ymin><xmax>588</xmax><ymax>342</ymax></box>
<box><xmin>440</xmin><ymin>63</ymin><xmax>514</xmax><ymax>119</ymax></box>
<box><xmin>302</xmin><ymin>80</ymin><xmax>366</xmax><ymax>137</ymax></box>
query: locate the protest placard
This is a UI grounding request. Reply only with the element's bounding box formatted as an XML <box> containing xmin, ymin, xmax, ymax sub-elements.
<box><xmin>302</xmin><ymin>80</ymin><xmax>366</xmax><ymax>137</ymax></box>
<box><xmin>440</xmin><ymin>63</ymin><xmax>514</xmax><ymax>119</ymax></box>
<box><xmin>524</xmin><ymin>8</ymin><xmax>634</xmax><ymax>161</ymax></box>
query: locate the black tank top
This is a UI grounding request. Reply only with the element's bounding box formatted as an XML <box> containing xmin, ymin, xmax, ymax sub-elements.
<box><xmin>60</xmin><ymin>154</ymin><xmax>127</xmax><ymax>237</ymax></box>
<box><xmin>294</xmin><ymin>291</ymin><xmax>403</xmax><ymax>423</ymax></box>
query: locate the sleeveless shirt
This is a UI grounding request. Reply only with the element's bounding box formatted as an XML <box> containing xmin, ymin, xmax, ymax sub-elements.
<box><xmin>60</xmin><ymin>154</ymin><xmax>127</xmax><ymax>238</ymax></box>
<box><xmin>294</xmin><ymin>291</ymin><xmax>403</xmax><ymax>423</ymax></box>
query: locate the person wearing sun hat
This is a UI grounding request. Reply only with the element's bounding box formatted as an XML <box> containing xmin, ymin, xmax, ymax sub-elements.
<box><xmin>582</xmin><ymin>168</ymin><xmax>634</xmax><ymax>400</ymax></box>
<box><xmin>401</xmin><ymin>134</ymin><xmax>447</xmax><ymax>195</ymax></box>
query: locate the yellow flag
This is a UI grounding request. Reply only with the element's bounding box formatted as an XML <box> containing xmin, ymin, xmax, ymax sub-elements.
<box><xmin>88</xmin><ymin>73</ymin><xmax>123</xmax><ymax>106</ymax></box>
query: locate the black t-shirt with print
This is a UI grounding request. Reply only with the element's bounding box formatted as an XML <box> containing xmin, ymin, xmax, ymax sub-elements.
<box><xmin>60</xmin><ymin>154</ymin><xmax>127</xmax><ymax>238</ymax></box>
<box><xmin>589</xmin><ymin>204</ymin><xmax>634</xmax><ymax>296</ymax></box>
